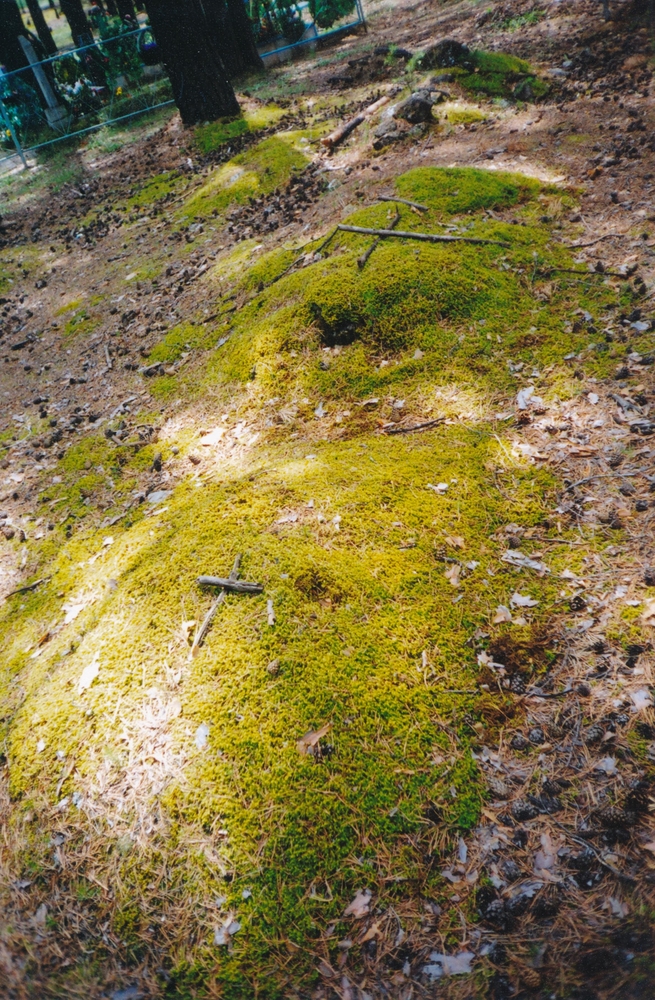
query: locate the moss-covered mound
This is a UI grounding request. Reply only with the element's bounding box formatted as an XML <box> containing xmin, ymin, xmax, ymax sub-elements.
<box><xmin>421</xmin><ymin>42</ymin><xmax>548</xmax><ymax>100</ymax></box>
<box><xmin>0</xmin><ymin>167</ymin><xmax>635</xmax><ymax>998</ymax></box>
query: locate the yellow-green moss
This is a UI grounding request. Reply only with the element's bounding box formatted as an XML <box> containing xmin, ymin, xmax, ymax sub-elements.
<box><xmin>0</xmin><ymin>166</ymin><xmax>645</xmax><ymax>999</ymax></box>
<box><xmin>194</xmin><ymin>105</ymin><xmax>288</xmax><ymax>154</ymax></box>
<box><xmin>180</xmin><ymin>133</ymin><xmax>311</xmax><ymax>222</ymax></box>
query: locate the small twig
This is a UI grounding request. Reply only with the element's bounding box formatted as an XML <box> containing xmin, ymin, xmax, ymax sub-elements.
<box><xmin>267</xmin><ymin>599</ymin><xmax>275</xmax><ymax>626</ymax></box>
<box><xmin>609</xmin><ymin>392</ymin><xmax>641</xmax><ymax>413</ymax></box>
<box><xmin>5</xmin><ymin>577</ymin><xmax>48</xmax><ymax>598</ymax></box>
<box><xmin>377</xmin><ymin>195</ymin><xmax>428</xmax><ymax>211</ymax></box>
<box><xmin>383</xmin><ymin>418</ymin><xmax>445</xmax><ymax>435</ymax></box>
<box><xmin>566</xmin><ymin>231</ymin><xmax>631</xmax><ymax>249</ymax></box>
<box><xmin>265</xmin><ymin>229</ymin><xmax>339</xmax><ymax>289</ymax></box>
<box><xmin>561</xmin><ymin>470</ymin><xmax>646</xmax><ymax>495</ymax></box>
<box><xmin>191</xmin><ymin>554</ymin><xmax>242</xmax><ymax>658</ymax></box>
<box><xmin>358</xmin><ymin>207</ymin><xmax>400</xmax><ymax>269</ymax></box>
<box><xmin>197</xmin><ymin>576</ymin><xmax>263</xmax><ymax>593</ymax></box>
<box><xmin>337</xmin><ymin>224</ymin><xmax>509</xmax><ymax>247</ymax></box>
<box><xmin>104</xmin><ymin>342</ymin><xmax>112</xmax><ymax>370</ymax></box>
<box><xmin>538</xmin><ymin>266</ymin><xmax>627</xmax><ymax>278</ymax></box>
<box><xmin>551</xmin><ymin>820</ymin><xmax>637</xmax><ymax>884</ymax></box>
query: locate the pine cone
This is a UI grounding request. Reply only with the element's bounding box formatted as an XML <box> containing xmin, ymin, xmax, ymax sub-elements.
<box><xmin>542</xmin><ymin>778</ymin><xmax>562</xmax><ymax>796</ymax></box>
<box><xmin>506</xmin><ymin>892</ymin><xmax>530</xmax><ymax>916</ymax></box>
<box><xmin>528</xmin><ymin>726</ymin><xmax>545</xmax><ymax>744</ymax></box>
<box><xmin>597</xmin><ymin>805</ymin><xmax>637</xmax><ymax>828</ymax></box>
<box><xmin>501</xmin><ymin>859</ymin><xmax>522</xmax><ymax>882</ymax></box>
<box><xmin>528</xmin><ymin>793</ymin><xmax>562</xmax><ymax>815</ymax></box>
<box><xmin>584</xmin><ymin>723</ymin><xmax>605</xmax><ymax>744</ymax></box>
<box><xmin>532</xmin><ymin>888</ymin><xmax>561</xmax><ymax>918</ymax></box>
<box><xmin>509</xmin><ymin>675</ymin><xmax>526</xmax><ymax>694</ymax></box>
<box><xmin>510</xmin><ymin>733</ymin><xmax>529</xmax><ymax>751</ymax></box>
<box><xmin>519</xmin><ymin>967</ymin><xmax>542</xmax><ymax>990</ymax></box>
<box><xmin>511</xmin><ymin>799</ymin><xmax>539</xmax><ymax>821</ymax></box>
<box><xmin>488</xmin><ymin>776</ymin><xmax>511</xmax><ymax>800</ymax></box>
<box><xmin>624</xmin><ymin>779</ymin><xmax>651</xmax><ymax>814</ymax></box>
<box><xmin>484</xmin><ymin>898</ymin><xmax>509</xmax><ymax>929</ymax></box>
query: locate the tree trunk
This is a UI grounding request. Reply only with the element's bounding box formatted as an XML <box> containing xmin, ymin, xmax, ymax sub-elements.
<box><xmin>25</xmin><ymin>0</ymin><xmax>57</xmax><ymax>54</ymax></box>
<box><xmin>60</xmin><ymin>0</ymin><xmax>91</xmax><ymax>44</ymax></box>
<box><xmin>105</xmin><ymin>0</ymin><xmax>119</xmax><ymax>15</ymax></box>
<box><xmin>0</xmin><ymin>0</ymin><xmax>29</xmax><ymax>72</ymax></box>
<box><xmin>144</xmin><ymin>0</ymin><xmax>240</xmax><ymax>125</ymax></box>
<box><xmin>226</xmin><ymin>0</ymin><xmax>263</xmax><ymax>72</ymax></box>
<box><xmin>202</xmin><ymin>0</ymin><xmax>263</xmax><ymax>77</ymax></box>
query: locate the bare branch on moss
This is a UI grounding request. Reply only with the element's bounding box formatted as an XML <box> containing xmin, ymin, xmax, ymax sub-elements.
<box><xmin>321</xmin><ymin>94</ymin><xmax>392</xmax><ymax>149</ymax></box>
<box><xmin>337</xmin><ymin>225</ymin><xmax>510</xmax><ymax>247</ymax></box>
<box><xmin>358</xmin><ymin>207</ymin><xmax>400</xmax><ymax>269</ymax></box>
<box><xmin>377</xmin><ymin>195</ymin><xmax>429</xmax><ymax>211</ymax></box>
<box><xmin>191</xmin><ymin>554</ymin><xmax>247</xmax><ymax>658</ymax></box>
<box><xmin>197</xmin><ymin>576</ymin><xmax>263</xmax><ymax>593</ymax></box>
<box><xmin>383</xmin><ymin>418</ymin><xmax>445</xmax><ymax>435</ymax></box>
<box><xmin>5</xmin><ymin>577</ymin><xmax>49</xmax><ymax>598</ymax></box>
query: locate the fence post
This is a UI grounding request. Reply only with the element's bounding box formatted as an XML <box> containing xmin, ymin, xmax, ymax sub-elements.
<box><xmin>0</xmin><ymin>90</ymin><xmax>28</xmax><ymax>170</ymax></box>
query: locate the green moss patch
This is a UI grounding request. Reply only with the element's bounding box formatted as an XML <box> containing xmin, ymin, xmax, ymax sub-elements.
<box><xmin>180</xmin><ymin>133</ymin><xmax>310</xmax><ymax>222</ymax></box>
<box><xmin>194</xmin><ymin>105</ymin><xmax>287</xmax><ymax>154</ymax></box>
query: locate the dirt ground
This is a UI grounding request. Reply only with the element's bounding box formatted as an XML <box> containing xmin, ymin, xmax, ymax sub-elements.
<box><xmin>1</xmin><ymin>0</ymin><xmax>655</xmax><ymax>997</ymax></box>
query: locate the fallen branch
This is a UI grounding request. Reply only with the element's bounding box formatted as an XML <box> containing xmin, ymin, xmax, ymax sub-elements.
<box><xmin>321</xmin><ymin>95</ymin><xmax>391</xmax><ymax>149</ymax></box>
<box><xmin>5</xmin><ymin>577</ymin><xmax>48</xmax><ymax>598</ymax></box>
<box><xmin>337</xmin><ymin>224</ymin><xmax>509</xmax><ymax>247</ymax></box>
<box><xmin>197</xmin><ymin>576</ymin><xmax>263</xmax><ymax>593</ymax></box>
<box><xmin>538</xmin><ymin>266</ymin><xmax>628</xmax><ymax>278</ymax></box>
<box><xmin>567</xmin><ymin>231</ymin><xmax>631</xmax><ymax>249</ymax></box>
<box><xmin>561</xmin><ymin>470</ymin><xmax>647</xmax><ymax>495</ymax></box>
<box><xmin>191</xmin><ymin>554</ymin><xmax>242</xmax><ymax>658</ymax></box>
<box><xmin>377</xmin><ymin>195</ymin><xmax>428</xmax><ymax>212</ymax></box>
<box><xmin>383</xmin><ymin>418</ymin><xmax>445</xmax><ymax>435</ymax></box>
<box><xmin>358</xmin><ymin>207</ymin><xmax>400</xmax><ymax>269</ymax></box>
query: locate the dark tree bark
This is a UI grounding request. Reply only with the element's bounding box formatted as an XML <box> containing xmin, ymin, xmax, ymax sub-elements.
<box><xmin>104</xmin><ymin>0</ymin><xmax>119</xmax><ymax>15</ymax></box>
<box><xmin>25</xmin><ymin>0</ymin><xmax>57</xmax><ymax>54</ymax></box>
<box><xmin>226</xmin><ymin>0</ymin><xmax>263</xmax><ymax>72</ymax></box>
<box><xmin>60</xmin><ymin>0</ymin><xmax>92</xmax><ymax>44</ymax></box>
<box><xmin>144</xmin><ymin>0</ymin><xmax>240</xmax><ymax>124</ymax></box>
<box><xmin>0</xmin><ymin>0</ymin><xmax>29</xmax><ymax>72</ymax></box>
<box><xmin>203</xmin><ymin>0</ymin><xmax>263</xmax><ymax>77</ymax></box>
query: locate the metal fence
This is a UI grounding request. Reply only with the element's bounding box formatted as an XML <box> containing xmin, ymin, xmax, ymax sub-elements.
<box><xmin>0</xmin><ymin>3</ymin><xmax>366</xmax><ymax>171</ymax></box>
<box><xmin>0</xmin><ymin>26</ymin><xmax>173</xmax><ymax>169</ymax></box>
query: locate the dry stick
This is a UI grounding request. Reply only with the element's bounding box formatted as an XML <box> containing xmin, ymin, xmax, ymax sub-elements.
<box><xmin>5</xmin><ymin>577</ymin><xmax>48</xmax><ymax>598</ymax></box>
<box><xmin>539</xmin><ymin>266</ymin><xmax>628</xmax><ymax>278</ymax></box>
<box><xmin>567</xmin><ymin>231</ymin><xmax>631</xmax><ymax>249</ymax></box>
<box><xmin>358</xmin><ymin>207</ymin><xmax>400</xmax><ymax>269</ymax></box>
<box><xmin>104</xmin><ymin>342</ymin><xmax>112</xmax><ymax>370</ymax></box>
<box><xmin>265</xmin><ymin>228</ymin><xmax>339</xmax><ymax>289</ymax></box>
<box><xmin>321</xmin><ymin>94</ymin><xmax>391</xmax><ymax>149</ymax></box>
<box><xmin>561</xmin><ymin>470</ymin><xmax>648</xmax><ymax>495</ymax></box>
<box><xmin>383</xmin><ymin>417</ymin><xmax>445</xmax><ymax>435</ymax></box>
<box><xmin>197</xmin><ymin>576</ymin><xmax>263</xmax><ymax>593</ymax></box>
<box><xmin>377</xmin><ymin>194</ymin><xmax>429</xmax><ymax>211</ymax></box>
<box><xmin>190</xmin><ymin>554</ymin><xmax>242</xmax><ymax>658</ymax></box>
<box><xmin>550</xmin><ymin>819</ymin><xmax>637</xmax><ymax>884</ymax></box>
<box><xmin>336</xmin><ymin>224</ymin><xmax>510</xmax><ymax>247</ymax></box>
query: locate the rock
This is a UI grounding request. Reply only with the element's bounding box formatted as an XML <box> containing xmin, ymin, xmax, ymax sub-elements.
<box><xmin>393</xmin><ymin>94</ymin><xmax>433</xmax><ymax>124</ymax></box>
<box><xmin>420</xmin><ymin>39</ymin><xmax>473</xmax><ymax>71</ymax></box>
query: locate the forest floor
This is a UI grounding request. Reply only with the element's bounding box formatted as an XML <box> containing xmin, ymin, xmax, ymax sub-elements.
<box><xmin>1</xmin><ymin>0</ymin><xmax>655</xmax><ymax>998</ymax></box>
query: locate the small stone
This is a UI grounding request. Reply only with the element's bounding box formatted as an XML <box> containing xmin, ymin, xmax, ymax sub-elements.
<box><xmin>2</xmin><ymin>526</ymin><xmax>15</xmax><ymax>540</ymax></box>
<box><xmin>393</xmin><ymin>94</ymin><xmax>433</xmax><ymax>124</ymax></box>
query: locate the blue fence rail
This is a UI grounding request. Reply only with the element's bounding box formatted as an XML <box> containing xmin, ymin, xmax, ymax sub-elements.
<box><xmin>0</xmin><ymin>3</ymin><xmax>366</xmax><ymax>169</ymax></box>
